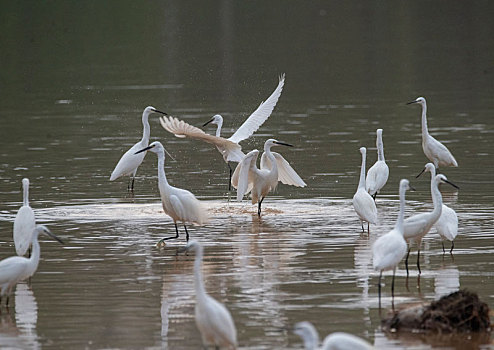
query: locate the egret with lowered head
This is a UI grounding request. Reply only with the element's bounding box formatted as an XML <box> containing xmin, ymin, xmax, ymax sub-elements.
<box><xmin>13</xmin><ymin>178</ymin><xmax>36</xmax><ymax>257</ymax></box>
<box><xmin>353</xmin><ymin>147</ymin><xmax>377</xmax><ymax>233</ymax></box>
<box><xmin>366</xmin><ymin>129</ymin><xmax>389</xmax><ymax>200</ymax></box>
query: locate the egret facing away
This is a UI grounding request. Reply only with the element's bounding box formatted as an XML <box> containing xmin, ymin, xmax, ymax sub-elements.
<box><xmin>353</xmin><ymin>147</ymin><xmax>377</xmax><ymax>233</ymax></box>
<box><xmin>407</xmin><ymin>97</ymin><xmax>458</xmax><ymax>172</ymax></box>
<box><xmin>13</xmin><ymin>178</ymin><xmax>36</xmax><ymax>257</ymax></box>
<box><xmin>231</xmin><ymin>138</ymin><xmax>306</xmax><ymax>216</ymax></box>
<box><xmin>186</xmin><ymin>241</ymin><xmax>237</xmax><ymax>349</ymax></box>
<box><xmin>365</xmin><ymin>129</ymin><xmax>389</xmax><ymax>200</ymax></box>
<box><xmin>0</xmin><ymin>225</ymin><xmax>63</xmax><ymax>306</ymax></box>
<box><xmin>159</xmin><ymin>74</ymin><xmax>285</xmax><ymax>190</ymax></box>
<box><xmin>373</xmin><ymin>179</ymin><xmax>412</xmax><ymax>306</ymax></box>
<box><xmin>110</xmin><ymin>106</ymin><xmax>167</xmax><ymax>191</ymax></box>
<box><xmin>403</xmin><ymin>173</ymin><xmax>459</xmax><ymax>275</ymax></box>
<box><xmin>294</xmin><ymin>321</ymin><xmax>373</xmax><ymax>350</ymax></box>
<box><xmin>417</xmin><ymin>163</ymin><xmax>459</xmax><ymax>254</ymax></box>
<box><xmin>135</xmin><ymin>141</ymin><xmax>208</xmax><ymax>244</ymax></box>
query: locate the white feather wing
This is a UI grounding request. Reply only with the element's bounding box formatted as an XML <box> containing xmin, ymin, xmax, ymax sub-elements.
<box><xmin>260</xmin><ymin>152</ymin><xmax>306</xmax><ymax>187</ymax></box>
<box><xmin>235</xmin><ymin>150</ymin><xmax>259</xmax><ymax>201</ymax></box>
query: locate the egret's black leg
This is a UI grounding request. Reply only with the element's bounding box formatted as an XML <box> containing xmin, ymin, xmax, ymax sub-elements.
<box><xmin>450</xmin><ymin>241</ymin><xmax>454</xmax><ymax>254</ymax></box>
<box><xmin>184</xmin><ymin>224</ymin><xmax>189</xmax><ymax>241</ymax></box>
<box><xmin>158</xmin><ymin>223</ymin><xmax>180</xmax><ymax>244</ymax></box>
<box><xmin>442</xmin><ymin>241</ymin><xmax>445</xmax><ymax>254</ymax></box>
<box><xmin>405</xmin><ymin>247</ymin><xmax>411</xmax><ymax>276</ymax></box>
<box><xmin>361</xmin><ymin>222</ymin><xmax>365</xmax><ymax>233</ymax></box>
<box><xmin>131</xmin><ymin>177</ymin><xmax>135</xmax><ymax>191</ymax></box>
<box><xmin>391</xmin><ymin>269</ymin><xmax>396</xmax><ymax>299</ymax></box>
<box><xmin>258</xmin><ymin>197</ymin><xmax>265</xmax><ymax>216</ymax></box>
<box><xmin>372</xmin><ymin>193</ymin><xmax>377</xmax><ymax>201</ymax></box>
<box><xmin>227</xmin><ymin>162</ymin><xmax>233</xmax><ymax>192</ymax></box>
<box><xmin>367</xmin><ymin>222</ymin><xmax>370</xmax><ymax>235</ymax></box>
<box><xmin>378</xmin><ymin>271</ymin><xmax>382</xmax><ymax>310</ymax></box>
<box><xmin>416</xmin><ymin>248</ymin><xmax>422</xmax><ymax>275</ymax></box>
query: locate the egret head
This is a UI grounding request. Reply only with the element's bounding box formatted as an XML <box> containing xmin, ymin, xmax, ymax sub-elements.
<box><xmin>143</xmin><ymin>106</ymin><xmax>167</xmax><ymax>117</ymax></box>
<box><xmin>265</xmin><ymin>139</ymin><xmax>294</xmax><ymax>149</ymax></box>
<box><xmin>293</xmin><ymin>322</ymin><xmax>319</xmax><ymax>350</ymax></box>
<box><xmin>203</xmin><ymin>114</ymin><xmax>223</xmax><ymax>127</ymax></box>
<box><xmin>376</xmin><ymin>128</ymin><xmax>383</xmax><ymax>137</ymax></box>
<box><xmin>400</xmin><ymin>179</ymin><xmax>415</xmax><ymax>192</ymax></box>
<box><xmin>135</xmin><ymin>141</ymin><xmax>163</xmax><ymax>155</ymax></box>
<box><xmin>407</xmin><ymin>97</ymin><xmax>426</xmax><ymax>106</ymax></box>
<box><xmin>436</xmin><ymin>174</ymin><xmax>460</xmax><ymax>190</ymax></box>
<box><xmin>359</xmin><ymin>146</ymin><xmax>366</xmax><ymax>155</ymax></box>
<box><xmin>21</xmin><ymin>178</ymin><xmax>29</xmax><ymax>191</ymax></box>
<box><xmin>416</xmin><ymin>163</ymin><xmax>436</xmax><ymax>178</ymax></box>
<box><xmin>34</xmin><ymin>225</ymin><xmax>64</xmax><ymax>244</ymax></box>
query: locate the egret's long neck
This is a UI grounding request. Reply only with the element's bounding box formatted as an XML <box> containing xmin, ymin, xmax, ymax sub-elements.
<box><xmin>156</xmin><ymin>151</ymin><xmax>169</xmax><ymax>188</ymax></box>
<box><xmin>29</xmin><ymin>233</ymin><xmax>41</xmax><ymax>274</ymax></box>
<box><xmin>430</xmin><ymin>178</ymin><xmax>443</xmax><ymax>218</ymax></box>
<box><xmin>193</xmin><ymin>245</ymin><xmax>208</xmax><ymax>303</ymax></box>
<box><xmin>421</xmin><ymin>102</ymin><xmax>429</xmax><ymax>138</ymax></box>
<box><xmin>264</xmin><ymin>144</ymin><xmax>278</xmax><ymax>174</ymax></box>
<box><xmin>377</xmin><ymin>133</ymin><xmax>385</xmax><ymax>161</ymax></box>
<box><xmin>23</xmin><ymin>182</ymin><xmax>29</xmax><ymax>206</ymax></box>
<box><xmin>358</xmin><ymin>151</ymin><xmax>366</xmax><ymax>189</ymax></box>
<box><xmin>141</xmin><ymin>112</ymin><xmax>151</xmax><ymax>145</ymax></box>
<box><xmin>396</xmin><ymin>185</ymin><xmax>407</xmax><ymax>233</ymax></box>
<box><xmin>214</xmin><ymin>120</ymin><xmax>223</xmax><ymax>138</ymax></box>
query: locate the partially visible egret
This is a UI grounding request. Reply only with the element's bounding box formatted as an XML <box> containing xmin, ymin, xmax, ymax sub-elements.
<box><xmin>417</xmin><ymin>163</ymin><xmax>459</xmax><ymax>254</ymax></box>
<box><xmin>135</xmin><ymin>141</ymin><xmax>208</xmax><ymax>244</ymax></box>
<box><xmin>293</xmin><ymin>321</ymin><xmax>373</xmax><ymax>350</ymax></box>
<box><xmin>366</xmin><ymin>129</ymin><xmax>389</xmax><ymax>200</ymax></box>
<box><xmin>13</xmin><ymin>178</ymin><xmax>36</xmax><ymax>257</ymax></box>
<box><xmin>403</xmin><ymin>173</ymin><xmax>459</xmax><ymax>275</ymax></box>
<box><xmin>373</xmin><ymin>179</ymin><xmax>412</xmax><ymax>306</ymax></box>
<box><xmin>110</xmin><ymin>106</ymin><xmax>167</xmax><ymax>191</ymax></box>
<box><xmin>0</xmin><ymin>225</ymin><xmax>63</xmax><ymax>306</ymax></box>
<box><xmin>407</xmin><ymin>97</ymin><xmax>458</xmax><ymax>172</ymax></box>
<box><xmin>186</xmin><ymin>241</ymin><xmax>237</xmax><ymax>350</ymax></box>
<box><xmin>159</xmin><ymin>74</ymin><xmax>285</xmax><ymax>190</ymax></box>
<box><xmin>353</xmin><ymin>147</ymin><xmax>377</xmax><ymax>233</ymax></box>
<box><xmin>231</xmin><ymin>138</ymin><xmax>306</xmax><ymax>216</ymax></box>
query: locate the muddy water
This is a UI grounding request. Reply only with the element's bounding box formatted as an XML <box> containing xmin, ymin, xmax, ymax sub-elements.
<box><xmin>1</xmin><ymin>2</ymin><xmax>494</xmax><ymax>349</ymax></box>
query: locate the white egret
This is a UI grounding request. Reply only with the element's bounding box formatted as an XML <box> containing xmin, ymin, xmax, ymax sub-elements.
<box><xmin>0</xmin><ymin>225</ymin><xmax>63</xmax><ymax>306</ymax></box>
<box><xmin>159</xmin><ymin>74</ymin><xmax>285</xmax><ymax>190</ymax></box>
<box><xmin>231</xmin><ymin>138</ymin><xmax>306</xmax><ymax>216</ymax></box>
<box><xmin>373</xmin><ymin>179</ymin><xmax>412</xmax><ymax>305</ymax></box>
<box><xmin>13</xmin><ymin>178</ymin><xmax>36</xmax><ymax>257</ymax></box>
<box><xmin>407</xmin><ymin>97</ymin><xmax>458</xmax><ymax>172</ymax></box>
<box><xmin>365</xmin><ymin>129</ymin><xmax>389</xmax><ymax>200</ymax></box>
<box><xmin>135</xmin><ymin>141</ymin><xmax>208</xmax><ymax>244</ymax></box>
<box><xmin>293</xmin><ymin>321</ymin><xmax>373</xmax><ymax>350</ymax></box>
<box><xmin>187</xmin><ymin>241</ymin><xmax>237</xmax><ymax>349</ymax></box>
<box><xmin>353</xmin><ymin>147</ymin><xmax>377</xmax><ymax>233</ymax></box>
<box><xmin>110</xmin><ymin>106</ymin><xmax>167</xmax><ymax>191</ymax></box>
<box><xmin>417</xmin><ymin>163</ymin><xmax>459</xmax><ymax>254</ymax></box>
<box><xmin>403</xmin><ymin>173</ymin><xmax>459</xmax><ymax>275</ymax></box>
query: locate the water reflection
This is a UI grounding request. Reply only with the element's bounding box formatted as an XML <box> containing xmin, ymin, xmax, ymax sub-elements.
<box><xmin>15</xmin><ymin>283</ymin><xmax>40</xmax><ymax>350</ymax></box>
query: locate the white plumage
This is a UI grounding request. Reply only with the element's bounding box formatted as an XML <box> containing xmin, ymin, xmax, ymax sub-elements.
<box><xmin>353</xmin><ymin>147</ymin><xmax>377</xmax><ymax>233</ymax></box>
<box><xmin>110</xmin><ymin>106</ymin><xmax>167</xmax><ymax>190</ymax></box>
<box><xmin>365</xmin><ymin>129</ymin><xmax>389</xmax><ymax>199</ymax></box>
<box><xmin>407</xmin><ymin>97</ymin><xmax>458</xmax><ymax>170</ymax></box>
<box><xmin>13</xmin><ymin>178</ymin><xmax>36</xmax><ymax>256</ymax></box>
<box><xmin>188</xmin><ymin>241</ymin><xmax>237</xmax><ymax>350</ymax></box>
<box><xmin>231</xmin><ymin>139</ymin><xmax>306</xmax><ymax>216</ymax></box>
<box><xmin>135</xmin><ymin>141</ymin><xmax>208</xmax><ymax>243</ymax></box>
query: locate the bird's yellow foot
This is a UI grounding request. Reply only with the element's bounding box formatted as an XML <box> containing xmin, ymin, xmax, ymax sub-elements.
<box><xmin>156</xmin><ymin>239</ymin><xmax>167</xmax><ymax>248</ymax></box>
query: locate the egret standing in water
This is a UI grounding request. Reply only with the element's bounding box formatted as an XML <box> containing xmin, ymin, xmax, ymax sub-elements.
<box><xmin>366</xmin><ymin>129</ymin><xmax>389</xmax><ymax>200</ymax></box>
<box><xmin>232</xmin><ymin>138</ymin><xmax>306</xmax><ymax>216</ymax></box>
<box><xmin>407</xmin><ymin>97</ymin><xmax>458</xmax><ymax>173</ymax></box>
<box><xmin>13</xmin><ymin>178</ymin><xmax>36</xmax><ymax>257</ymax></box>
<box><xmin>417</xmin><ymin>163</ymin><xmax>459</xmax><ymax>254</ymax></box>
<box><xmin>159</xmin><ymin>74</ymin><xmax>285</xmax><ymax>190</ymax></box>
<box><xmin>0</xmin><ymin>225</ymin><xmax>63</xmax><ymax>306</ymax></box>
<box><xmin>186</xmin><ymin>241</ymin><xmax>237</xmax><ymax>349</ymax></box>
<box><xmin>353</xmin><ymin>147</ymin><xmax>377</xmax><ymax>233</ymax></box>
<box><xmin>373</xmin><ymin>179</ymin><xmax>412</xmax><ymax>307</ymax></box>
<box><xmin>110</xmin><ymin>106</ymin><xmax>167</xmax><ymax>191</ymax></box>
<box><xmin>135</xmin><ymin>141</ymin><xmax>207</xmax><ymax>244</ymax></box>
<box><xmin>403</xmin><ymin>173</ymin><xmax>459</xmax><ymax>275</ymax></box>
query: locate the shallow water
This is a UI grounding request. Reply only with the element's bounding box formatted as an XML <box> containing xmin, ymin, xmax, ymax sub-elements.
<box><xmin>1</xmin><ymin>1</ymin><xmax>494</xmax><ymax>349</ymax></box>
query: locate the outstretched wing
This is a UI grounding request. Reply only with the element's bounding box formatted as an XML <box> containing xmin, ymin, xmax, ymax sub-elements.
<box><xmin>234</xmin><ymin>150</ymin><xmax>259</xmax><ymax>201</ymax></box>
<box><xmin>228</xmin><ymin>74</ymin><xmax>285</xmax><ymax>144</ymax></box>
<box><xmin>260</xmin><ymin>151</ymin><xmax>306</xmax><ymax>187</ymax></box>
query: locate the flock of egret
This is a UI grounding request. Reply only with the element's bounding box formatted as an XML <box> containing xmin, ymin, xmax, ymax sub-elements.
<box><xmin>2</xmin><ymin>71</ymin><xmax>461</xmax><ymax>349</ymax></box>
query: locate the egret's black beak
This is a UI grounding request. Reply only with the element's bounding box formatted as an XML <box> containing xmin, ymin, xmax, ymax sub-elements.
<box><xmin>274</xmin><ymin>141</ymin><xmax>293</xmax><ymax>147</ymax></box>
<box><xmin>406</xmin><ymin>100</ymin><xmax>418</xmax><ymax>105</ymax></box>
<box><xmin>409</xmin><ymin>185</ymin><xmax>416</xmax><ymax>191</ymax></box>
<box><xmin>416</xmin><ymin>167</ymin><xmax>426</xmax><ymax>178</ymax></box>
<box><xmin>203</xmin><ymin>118</ymin><xmax>214</xmax><ymax>127</ymax></box>
<box><xmin>45</xmin><ymin>229</ymin><xmax>64</xmax><ymax>245</ymax></box>
<box><xmin>152</xmin><ymin>109</ymin><xmax>168</xmax><ymax>115</ymax></box>
<box><xmin>444</xmin><ymin>179</ymin><xmax>460</xmax><ymax>190</ymax></box>
<box><xmin>135</xmin><ymin>145</ymin><xmax>154</xmax><ymax>155</ymax></box>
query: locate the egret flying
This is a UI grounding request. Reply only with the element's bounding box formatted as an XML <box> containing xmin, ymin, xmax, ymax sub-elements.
<box><xmin>353</xmin><ymin>147</ymin><xmax>377</xmax><ymax>233</ymax></box>
<box><xmin>13</xmin><ymin>178</ymin><xmax>36</xmax><ymax>257</ymax></box>
<box><xmin>407</xmin><ymin>97</ymin><xmax>458</xmax><ymax>173</ymax></box>
<box><xmin>403</xmin><ymin>173</ymin><xmax>459</xmax><ymax>275</ymax></box>
<box><xmin>159</xmin><ymin>74</ymin><xmax>285</xmax><ymax>190</ymax></box>
<box><xmin>187</xmin><ymin>241</ymin><xmax>237</xmax><ymax>349</ymax></box>
<box><xmin>417</xmin><ymin>163</ymin><xmax>459</xmax><ymax>254</ymax></box>
<box><xmin>110</xmin><ymin>106</ymin><xmax>167</xmax><ymax>191</ymax></box>
<box><xmin>366</xmin><ymin>129</ymin><xmax>389</xmax><ymax>200</ymax></box>
<box><xmin>231</xmin><ymin>138</ymin><xmax>306</xmax><ymax>216</ymax></box>
<box><xmin>372</xmin><ymin>179</ymin><xmax>412</xmax><ymax>306</ymax></box>
<box><xmin>135</xmin><ymin>141</ymin><xmax>208</xmax><ymax>244</ymax></box>
<box><xmin>0</xmin><ymin>225</ymin><xmax>63</xmax><ymax>306</ymax></box>
<box><xmin>294</xmin><ymin>321</ymin><xmax>373</xmax><ymax>350</ymax></box>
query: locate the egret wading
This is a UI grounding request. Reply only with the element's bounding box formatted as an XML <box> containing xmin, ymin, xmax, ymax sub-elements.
<box><xmin>373</xmin><ymin>179</ymin><xmax>412</xmax><ymax>307</ymax></box>
<box><xmin>0</xmin><ymin>225</ymin><xmax>63</xmax><ymax>306</ymax></box>
<box><xmin>13</xmin><ymin>178</ymin><xmax>36</xmax><ymax>257</ymax></box>
<box><xmin>135</xmin><ymin>141</ymin><xmax>208</xmax><ymax>244</ymax></box>
<box><xmin>417</xmin><ymin>163</ymin><xmax>459</xmax><ymax>254</ymax></box>
<box><xmin>407</xmin><ymin>97</ymin><xmax>458</xmax><ymax>173</ymax></box>
<box><xmin>232</xmin><ymin>138</ymin><xmax>306</xmax><ymax>216</ymax></box>
<box><xmin>110</xmin><ymin>106</ymin><xmax>167</xmax><ymax>191</ymax></box>
<box><xmin>353</xmin><ymin>147</ymin><xmax>377</xmax><ymax>233</ymax></box>
<box><xmin>403</xmin><ymin>173</ymin><xmax>459</xmax><ymax>275</ymax></box>
<box><xmin>186</xmin><ymin>241</ymin><xmax>237</xmax><ymax>349</ymax></box>
<box><xmin>159</xmin><ymin>74</ymin><xmax>285</xmax><ymax>191</ymax></box>
<box><xmin>366</xmin><ymin>129</ymin><xmax>389</xmax><ymax>200</ymax></box>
